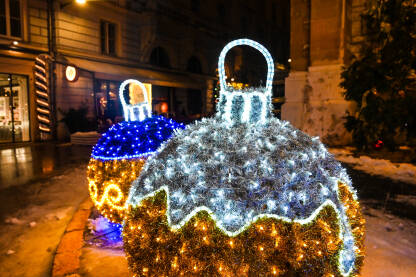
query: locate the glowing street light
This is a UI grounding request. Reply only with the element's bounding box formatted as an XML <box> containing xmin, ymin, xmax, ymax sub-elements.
<box><xmin>61</xmin><ymin>0</ymin><xmax>86</xmax><ymax>9</ymax></box>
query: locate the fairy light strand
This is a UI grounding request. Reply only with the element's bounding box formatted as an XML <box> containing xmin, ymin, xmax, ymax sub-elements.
<box><xmin>87</xmin><ymin>79</ymin><xmax>184</xmax><ymax>223</ymax></box>
<box><xmin>124</xmin><ymin>39</ymin><xmax>364</xmax><ymax>276</ymax></box>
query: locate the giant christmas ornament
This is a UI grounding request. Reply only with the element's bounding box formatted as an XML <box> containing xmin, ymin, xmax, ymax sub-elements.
<box><xmin>124</xmin><ymin>40</ymin><xmax>365</xmax><ymax>276</ymax></box>
<box><xmin>87</xmin><ymin>79</ymin><xmax>184</xmax><ymax>223</ymax></box>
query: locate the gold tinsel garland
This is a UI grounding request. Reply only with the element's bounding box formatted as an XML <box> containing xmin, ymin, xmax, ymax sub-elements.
<box><xmin>87</xmin><ymin>158</ymin><xmax>146</xmax><ymax>223</ymax></box>
<box><xmin>123</xmin><ymin>182</ymin><xmax>365</xmax><ymax>276</ymax></box>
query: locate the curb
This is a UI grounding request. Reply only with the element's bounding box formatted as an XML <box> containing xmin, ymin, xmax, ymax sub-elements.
<box><xmin>52</xmin><ymin>197</ymin><xmax>93</xmax><ymax>277</ymax></box>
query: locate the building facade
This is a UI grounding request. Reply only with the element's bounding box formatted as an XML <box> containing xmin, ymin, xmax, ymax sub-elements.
<box><xmin>283</xmin><ymin>0</ymin><xmax>367</xmax><ymax>145</ymax></box>
<box><xmin>0</xmin><ymin>0</ymin><xmax>289</xmax><ymax>144</ymax></box>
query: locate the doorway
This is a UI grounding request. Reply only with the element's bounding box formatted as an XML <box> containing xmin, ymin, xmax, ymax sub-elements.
<box><xmin>0</xmin><ymin>74</ymin><xmax>30</xmax><ymax>143</ymax></box>
<box><xmin>95</xmin><ymin>79</ymin><xmax>121</xmax><ymax>127</ymax></box>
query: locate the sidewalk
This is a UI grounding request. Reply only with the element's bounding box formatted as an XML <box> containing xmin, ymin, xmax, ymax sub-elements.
<box><xmin>0</xmin><ymin>143</ymin><xmax>91</xmax><ymax>277</ymax></box>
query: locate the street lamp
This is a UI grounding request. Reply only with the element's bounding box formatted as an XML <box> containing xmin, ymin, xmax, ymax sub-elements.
<box><xmin>61</xmin><ymin>0</ymin><xmax>86</xmax><ymax>9</ymax></box>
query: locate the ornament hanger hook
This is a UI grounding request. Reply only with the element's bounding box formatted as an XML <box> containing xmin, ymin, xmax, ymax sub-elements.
<box><xmin>218</xmin><ymin>38</ymin><xmax>275</xmax><ymax>94</ymax></box>
<box><xmin>119</xmin><ymin>79</ymin><xmax>151</xmax><ymax>122</ymax></box>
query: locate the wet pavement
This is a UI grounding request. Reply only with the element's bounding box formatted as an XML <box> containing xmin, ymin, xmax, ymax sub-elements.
<box><xmin>0</xmin><ymin>143</ymin><xmax>91</xmax><ymax>222</ymax></box>
<box><xmin>0</xmin><ymin>143</ymin><xmax>91</xmax><ymax>189</ymax></box>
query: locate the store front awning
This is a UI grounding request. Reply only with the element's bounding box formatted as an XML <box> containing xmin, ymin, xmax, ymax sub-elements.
<box><xmin>64</xmin><ymin>56</ymin><xmax>214</xmax><ymax>90</ymax></box>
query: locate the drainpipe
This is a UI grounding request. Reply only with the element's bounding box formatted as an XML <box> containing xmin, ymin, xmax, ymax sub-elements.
<box><xmin>47</xmin><ymin>0</ymin><xmax>57</xmax><ymax>140</ymax></box>
<box><xmin>339</xmin><ymin>0</ymin><xmax>346</xmax><ymax>64</ymax></box>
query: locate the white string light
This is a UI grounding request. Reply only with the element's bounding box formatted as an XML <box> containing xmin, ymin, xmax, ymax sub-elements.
<box><xmin>126</xmin><ymin>39</ymin><xmax>362</xmax><ymax>276</ymax></box>
<box><xmin>129</xmin><ymin>185</ymin><xmax>344</xmax><ymax>237</ymax></box>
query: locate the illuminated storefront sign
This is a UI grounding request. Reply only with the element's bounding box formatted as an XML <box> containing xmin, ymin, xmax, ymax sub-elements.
<box><xmin>65</xmin><ymin>65</ymin><xmax>79</xmax><ymax>82</ymax></box>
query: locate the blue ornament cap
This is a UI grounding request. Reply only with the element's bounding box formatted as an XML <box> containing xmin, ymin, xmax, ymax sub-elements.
<box><xmin>91</xmin><ymin>115</ymin><xmax>185</xmax><ymax>161</ymax></box>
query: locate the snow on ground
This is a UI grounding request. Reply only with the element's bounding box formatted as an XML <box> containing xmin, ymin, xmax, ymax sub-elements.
<box><xmin>330</xmin><ymin>148</ymin><xmax>416</xmax><ymax>185</ymax></box>
<box><xmin>0</xmin><ymin>165</ymin><xmax>88</xmax><ymax>277</ymax></box>
<box><xmin>79</xmin><ymin>204</ymin><xmax>416</xmax><ymax>277</ymax></box>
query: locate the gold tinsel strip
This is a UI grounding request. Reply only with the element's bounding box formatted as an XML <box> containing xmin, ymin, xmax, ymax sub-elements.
<box><xmin>87</xmin><ymin>158</ymin><xmax>146</xmax><ymax>223</ymax></box>
<box><xmin>122</xmin><ymin>188</ymin><xmax>360</xmax><ymax>276</ymax></box>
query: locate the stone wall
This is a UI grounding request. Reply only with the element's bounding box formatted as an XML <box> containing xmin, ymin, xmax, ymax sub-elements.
<box><xmin>347</xmin><ymin>0</ymin><xmax>368</xmax><ymax>58</ymax></box>
<box><xmin>283</xmin><ymin>0</ymin><xmax>367</xmax><ymax>146</ymax></box>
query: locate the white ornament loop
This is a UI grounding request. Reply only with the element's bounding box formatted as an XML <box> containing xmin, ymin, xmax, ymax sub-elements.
<box><xmin>119</xmin><ymin>79</ymin><xmax>151</xmax><ymax>122</ymax></box>
<box><xmin>217</xmin><ymin>39</ymin><xmax>274</xmax><ymax>125</ymax></box>
<box><xmin>218</xmin><ymin>38</ymin><xmax>275</xmax><ymax>95</ymax></box>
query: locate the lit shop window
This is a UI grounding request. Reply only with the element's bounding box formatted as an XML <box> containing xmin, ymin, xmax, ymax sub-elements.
<box><xmin>0</xmin><ymin>74</ymin><xmax>30</xmax><ymax>143</ymax></box>
<box><xmin>0</xmin><ymin>0</ymin><xmax>22</xmax><ymax>38</ymax></box>
<box><xmin>95</xmin><ymin>80</ymin><xmax>121</xmax><ymax>124</ymax></box>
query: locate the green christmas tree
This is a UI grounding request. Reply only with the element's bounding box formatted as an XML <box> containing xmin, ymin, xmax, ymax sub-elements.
<box><xmin>341</xmin><ymin>0</ymin><xmax>416</xmax><ymax>150</ymax></box>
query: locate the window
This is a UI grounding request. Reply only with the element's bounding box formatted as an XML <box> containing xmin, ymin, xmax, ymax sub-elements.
<box><xmin>95</xmin><ymin>79</ymin><xmax>122</xmax><ymax>125</ymax></box>
<box><xmin>0</xmin><ymin>0</ymin><xmax>21</xmax><ymax>38</ymax></box>
<box><xmin>217</xmin><ymin>3</ymin><xmax>226</xmax><ymax>24</ymax></box>
<box><xmin>0</xmin><ymin>73</ymin><xmax>30</xmax><ymax>143</ymax></box>
<box><xmin>149</xmin><ymin>47</ymin><xmax>170</xmax><ymax>68</ymax></box>
<box><xmin>187</xmin><ymin>56</ymin><xmax>202</xmax><ymax>74</ymax></box>
<box><xmin>100</xmin><ymin>21</ymin><xmax>116</xmax><ymax>55</ymax></box>
<box><xmin>241</xmin><ymin>16</ymin><xmax>248</xmax><ymax>33</ymax></box>
<box><xmin>187</xmin><ymin>89</ymin><xmax>202</xmax><ymax>116</ymax></box>
<box><xmin>190</xmin><ymin>0</ymin><xmax>200</xmax><ymax>12</ymax></box>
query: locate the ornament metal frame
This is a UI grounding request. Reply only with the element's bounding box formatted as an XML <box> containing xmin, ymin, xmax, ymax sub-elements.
<box><xmin>87</xmin><ymin>79</ymin><xmax>178</xmax><ymax>223</ymax></box>
<box><xmin>119</xmin><ymin>79</ymin><xmax>151</xmax><ymax>122</ymax></box>
<box><xmin>216</xmin><ymin>38</ymin><xmax>274</xmax><ymax>125</ymax></box>
<box><xmin>124</xmin><ymin>39</ymin><xmax>365</xmax><ymax>276</ymax></box>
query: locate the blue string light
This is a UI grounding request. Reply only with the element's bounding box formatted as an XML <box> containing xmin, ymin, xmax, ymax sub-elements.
<box><xmin>91</xmin><ymin>115</ymin><xmax>185</xmax><ymax>161</ymax></box>
<box><xmin>89</xmin><ymin>216</ymin><xmax>124</xmax><ymax>245</ymax></box>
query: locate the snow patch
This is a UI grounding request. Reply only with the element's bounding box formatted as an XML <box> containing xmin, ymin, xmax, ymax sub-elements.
<box><xmin>5</xmin><ymin>217</ymin><xmax>24</xmax><ymax>225</ymax></box>
<box><xmin>330</xmin><ymin>148</ymin><xmax>416</xmax><ymax>185</ymax></box>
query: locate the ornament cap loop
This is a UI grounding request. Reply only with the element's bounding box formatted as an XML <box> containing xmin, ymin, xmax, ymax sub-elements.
<box><xmin>218</xmin><ymin>38</ymin><xmax>275</xmax><ymax>95</ymax></box>
<box><xmin>119</xmin><ymin>79</ymin><xmax>151</xmax><ymax>122</ymax></box>
<box><xmin>216</xmin><ymin>39</ymin><xmax>275</xmax><ymax>125</ymax></box>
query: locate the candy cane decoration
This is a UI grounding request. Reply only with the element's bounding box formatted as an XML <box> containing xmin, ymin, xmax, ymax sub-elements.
<box><xmin>34</xmin><ymin>54</ymin><xmax>52</xmax><ymax>133</ymax></box>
